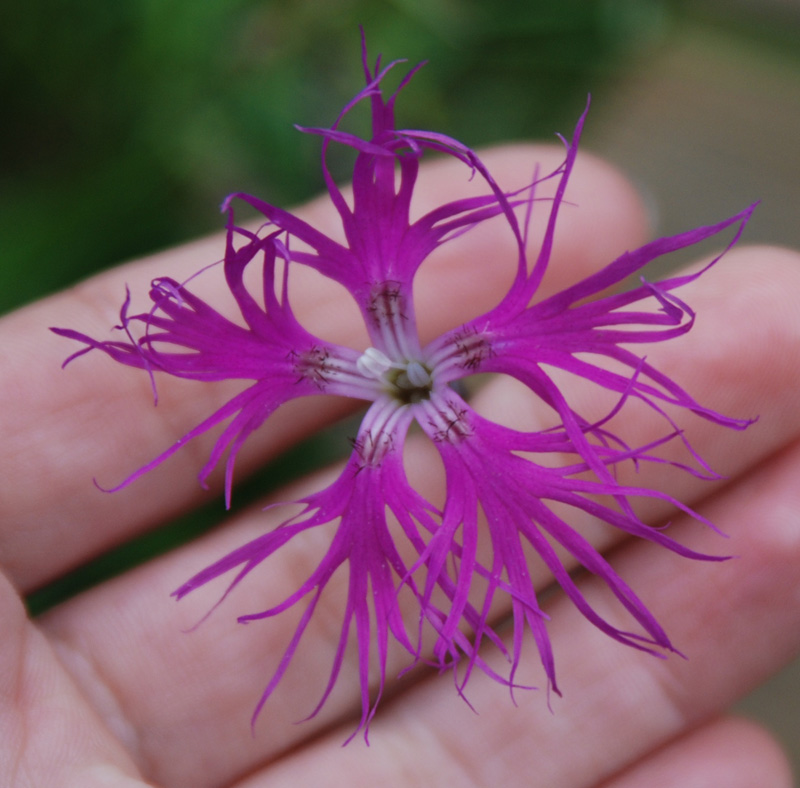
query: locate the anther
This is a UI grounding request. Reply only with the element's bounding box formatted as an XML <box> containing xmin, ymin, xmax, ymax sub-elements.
<box><xmin>356</xmin><ymin>347</ymin><xmax>393</xmax><ymax>379</ymax></box>
<box><xmin>402</xmin><ymin>361</ymin><xmax>431</xmax><ymax>389</ymax></box>
<box><xmin>356</xmin><ymin>347</ymin><xmax>433</xmax><ymax>404</ymax></box>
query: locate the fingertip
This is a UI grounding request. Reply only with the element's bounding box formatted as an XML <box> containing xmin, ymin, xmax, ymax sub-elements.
<box><xmin>411</xmin><ymin>142</ymin><xmax>651</xmax><ymax>339</ymax></box>
<box><xmin>602</xmin><ymin>715</ymin><xmax>794</xmax><ymax>788</ymax></box>
<box><xmin>719</xmin><ymin>716</ymin><xmax>796</xmax><ymax>788</ymax></box>
<box><xmin>557</xmin><ymin>146</ymin><xmax>652</xmax><ymax>275</ymax></box>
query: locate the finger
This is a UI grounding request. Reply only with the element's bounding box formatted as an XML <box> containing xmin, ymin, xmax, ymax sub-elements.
<box><xmin>242</xmin><ymin>431</ymin><xmax>800</xmax><ymax>788</ymax></box>
<box><xmin>598</xmin><ymin>716</ymin><xmax>792</xmax><ymax>788</ymax></box>
<box><xmin>0</xmin><ymin>572</ymin><xmax>151</xmax><ymax>788</ymax></box>
<box><xmin>2</xmin><ymin>145</ymin><xmax>647</xmax><ymax>591</ymax></box>
<box><xmin>39</xmin><ymin>248</ymin><xmax>800</xmax><ymax>787</ymax></box>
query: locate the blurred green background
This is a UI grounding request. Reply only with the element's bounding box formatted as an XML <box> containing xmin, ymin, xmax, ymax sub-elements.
<box><xmin>3</xmin><ymin>0</ymin><xmax>799</xmax><ymax>774</ymax></box>
<box><xmin>3</xmin><ymin>1</ymin><xmax>798</xmax><ymax>315</ymax></box>
<box><xmin>3</xmin><ymin>1</ymin><xmax>799</xmax><ymax>316</ymax></box>
<box><xmin>0</xmin><ymin>0</ymin><xmax>700</xmax><ymax>314</ymax></box>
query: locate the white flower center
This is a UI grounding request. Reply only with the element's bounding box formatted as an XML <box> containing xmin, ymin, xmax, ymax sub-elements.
<box><xmin>356</xmin><ymin>347</ymin><xmax>433</xmax><ymax>404</ymax></box>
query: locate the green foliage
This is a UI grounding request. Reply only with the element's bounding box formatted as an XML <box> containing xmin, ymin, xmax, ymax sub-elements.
<box><xmin>0</xmin><ymin>0</ymin><xmax>678</xmax><ymax>314</ymax></box>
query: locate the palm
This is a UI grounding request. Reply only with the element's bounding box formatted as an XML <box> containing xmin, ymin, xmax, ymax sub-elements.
<box><xmin>2</xmin><ymin>147</ymin><xmax>796</xmax><ymax>788</ymax></box>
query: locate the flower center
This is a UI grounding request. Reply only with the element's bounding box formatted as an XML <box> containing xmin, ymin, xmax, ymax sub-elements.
<box><xmin>356</xmin><ymin>347</ymin><xmax>433</xmax><ymax>404</ymax></box>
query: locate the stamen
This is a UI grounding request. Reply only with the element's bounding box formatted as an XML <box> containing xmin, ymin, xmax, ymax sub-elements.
<box><xmin>403</xmin><ymin>360</ymin><xmax>431</xmax><ymax>388</ymax></box>
<box><xmin>356</xmin><ymin>347</ymin><xmax>394</xmax><ymax>378</ymax></box>
<box><xmin>356</xmin><ymin>347</ymin><xmax>433</xmax><ymax>404</ymax></box>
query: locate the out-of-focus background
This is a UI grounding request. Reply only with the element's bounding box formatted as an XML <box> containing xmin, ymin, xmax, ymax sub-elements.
<box><xmin>4</xmin><ymin>0</ymin><xmax>799</xmax><ymax>315</ymax></box>
<box><xmin>3</xmin><ymin>0</ymin><xmax>797</xmax><ymax>775</ymax></box>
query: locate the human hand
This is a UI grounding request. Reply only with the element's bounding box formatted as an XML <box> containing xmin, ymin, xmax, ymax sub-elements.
<box><xmin>2</xmin><ymin>146</ymin><xmax>797</xmax><ymax>787</ymax></box>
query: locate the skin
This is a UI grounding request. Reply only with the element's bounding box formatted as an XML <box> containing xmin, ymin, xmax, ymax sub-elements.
<box><xmin>1</xmin><ymin>145</ymin><xmax>797</xmax><ymax>788</ymax></box>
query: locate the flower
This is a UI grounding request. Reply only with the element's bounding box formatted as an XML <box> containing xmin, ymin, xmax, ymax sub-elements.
<box><xmin>53</xmin><ymin>38</ymin><xmax>754</xmax><ymax>741</ymax></box>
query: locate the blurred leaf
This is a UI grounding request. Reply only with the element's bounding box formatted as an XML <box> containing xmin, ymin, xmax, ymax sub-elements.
<box><xmin>0</xmin><ymin>0</ymin><xmax>673</xmax><ymax>313</ymax></box>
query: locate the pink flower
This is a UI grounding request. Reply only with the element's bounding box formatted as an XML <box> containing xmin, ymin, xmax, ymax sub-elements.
<box><xmin>54</xmin><ymin>39</ymin><xmax>753</xmax><ymax>740</ymax></box>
